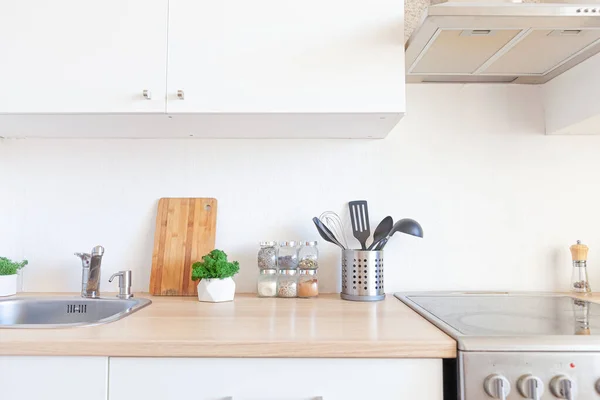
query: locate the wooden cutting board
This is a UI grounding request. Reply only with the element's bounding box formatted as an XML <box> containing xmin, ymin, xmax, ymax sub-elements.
<box><xmin>150</xmin><ymin>198</ymin><xmax>217</xmax><ymax>296</ymax></box>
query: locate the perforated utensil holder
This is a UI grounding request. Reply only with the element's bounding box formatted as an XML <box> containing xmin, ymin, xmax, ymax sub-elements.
<box><xmin>341</xmin><ymin>250</ymin><xmax>385</xmax><ymax>301</ymax></box>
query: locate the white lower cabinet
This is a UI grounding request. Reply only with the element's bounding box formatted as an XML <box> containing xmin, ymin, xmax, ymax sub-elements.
<box><xmin>0</xmin><ymin>356</ymin><xmax>108</xmax><ymax>400</ymax></box>
<box><xmin>109</xmin><ymin>358</ymin><xmax>443</xmax><ymax>400</ymax></box>
<box><xmin>0</xmin><ymin>356</ymin><xmax>442</xmax><ymax>399</ymax></box>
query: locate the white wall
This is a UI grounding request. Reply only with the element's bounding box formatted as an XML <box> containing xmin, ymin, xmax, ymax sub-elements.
<box><xmin>3</xmin><ymin>84</ymin><xmax>600</xmax><ymax>294</ymax></box>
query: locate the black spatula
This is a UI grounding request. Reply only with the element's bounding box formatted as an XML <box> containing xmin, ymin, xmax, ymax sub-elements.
<box><xmin>348</xmin><ymin>200</ymin><xmax>370</xmax><ymax>250</ymax></box>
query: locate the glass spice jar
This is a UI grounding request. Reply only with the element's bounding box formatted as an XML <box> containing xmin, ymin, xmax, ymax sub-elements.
<box><xmin>257</xmin><ymin>269</ymin><xmax>278</xmax><ymax>298</ymax></box>
<box><xmin>258</xmin><ymin>241</ymin><xmax>278</xmax><ymax>270</ymax></box>
<box><xmin>299</xmin><ymin>241</ymin><xmax>318</xmax><ymax>269</ymax></box>
<box><xmin>277</xmin><ymin>269</ymin><xmax>298</xmax><ymax>298</ymax></box>
<box><xmin>298</xmin><ymin>269</ymin><xmax>318</xmax><ymax>298</ymax></box>
<box><xmin>278</xmin><ymin>241</ymin><xmax>299</xmax><ymax>270</ymax></box>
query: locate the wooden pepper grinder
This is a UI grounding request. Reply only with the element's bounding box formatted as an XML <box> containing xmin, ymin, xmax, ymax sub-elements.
<box><xmin>570</xmin><ymin>240</ymin><xmax>591</xmax><ymax>294</ymax></box>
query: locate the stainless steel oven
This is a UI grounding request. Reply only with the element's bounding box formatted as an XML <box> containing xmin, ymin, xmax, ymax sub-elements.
<box><xmin>396</xmin><ymin>292</ymin><xmax>600</xmax><ymax>400</ymax></box>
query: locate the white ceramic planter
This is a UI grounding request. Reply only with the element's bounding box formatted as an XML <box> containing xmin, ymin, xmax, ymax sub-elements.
<box><xmin>197</xmin><ymin>277</ymin><xmax>236</xmax><ymax>302</ymax></box>
<box><xmin>0</xmin><ymin>274</ymin><xmax>17</xmax><ymax>297</ymax></box>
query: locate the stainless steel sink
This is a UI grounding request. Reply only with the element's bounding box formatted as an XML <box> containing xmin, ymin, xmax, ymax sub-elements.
<box><xmin>0</xmin><ymin>296</ymin><xmax>151</xmax><ymax>328</ymax></box>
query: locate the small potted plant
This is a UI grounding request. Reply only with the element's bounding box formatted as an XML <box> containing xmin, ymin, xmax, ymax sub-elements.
<box><xmin>0</xmin><ymin>257</ymin><xmax>28</xmax><ymax>297</ymax></box>
<box><xmin>192</xmin><ymin>249</ymin><xmax>240</xmax><ymax>302</ymax></box>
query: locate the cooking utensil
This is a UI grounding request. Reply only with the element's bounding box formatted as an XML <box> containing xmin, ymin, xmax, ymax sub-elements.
<box><xmin>319</xmin><ymin>211</ymin><xmax>349</xmax><ymax>249</ymax></box>
<box><xmin>312</xmin><ymin>217</ymin><xmax>345</xmax><ymax>249</ymax></box>
<box><xmin>368</xmin><ymin>216</ymin><xmax>393</xmax><ymax>250</ymax></box>
<box><xmin>349</xmin><ymin>200</ymin><xmax>371</xmax><ymax>250</ymax></box>
<box><xmin>374</xmin><ymin>218</ymin><xmax>423</xmax><ymax>250</ymax></box>
<box><xmin>150</xmin><ymin>198</ymin><xmax>217</xmax><ymax>296</ymax></box>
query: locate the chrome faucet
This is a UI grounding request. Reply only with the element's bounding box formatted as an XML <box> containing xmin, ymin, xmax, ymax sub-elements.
<box><xmin>75</xmin><ymin>245</ymin><xmax>105</xmax><ymax>298</ymax></box>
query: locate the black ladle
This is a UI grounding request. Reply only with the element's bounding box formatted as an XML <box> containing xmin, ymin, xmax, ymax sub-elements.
<box><xmin>312</xmin><ymin>217</ymin><xmax>345</xmax><ymax>249</ymax></box>
<box><xmin>373</xmin><ymin>218</ymin><xmax>423</xmax><ymax>250</ymax></box>
<box><xmin>367</xmin><ymin>216</ymin><xmax>393</xmax><ymax>250</ymax></box>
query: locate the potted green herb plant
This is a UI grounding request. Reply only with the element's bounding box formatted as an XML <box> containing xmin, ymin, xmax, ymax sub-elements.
<box><xmin>192</xmin><ymin>249</ymin><xmax>239</xmax><ymax>302</ymax></box>
<box><xmin>0</xmin><ymin>257</ymin><xmax>28</xmax><ymax>297</ymax></box>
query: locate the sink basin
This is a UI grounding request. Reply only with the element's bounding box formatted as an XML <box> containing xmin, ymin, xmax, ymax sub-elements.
<box><xmin>0</xmin><ymin>296</ymin><xmax>151</xmax><ymax>328</ymax></box>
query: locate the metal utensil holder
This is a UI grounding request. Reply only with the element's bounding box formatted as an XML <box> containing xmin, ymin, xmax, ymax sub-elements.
<box><xmin>341</xmin><ymin>250</ymin><xmax>385</xmax><ymax>301</ymax></box>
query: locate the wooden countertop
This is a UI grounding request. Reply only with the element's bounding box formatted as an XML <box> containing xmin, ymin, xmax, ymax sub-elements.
<box><xmin>0</xmin><ymin>293</ymin><xmax>456</xmax><ymax>358</ymax></box>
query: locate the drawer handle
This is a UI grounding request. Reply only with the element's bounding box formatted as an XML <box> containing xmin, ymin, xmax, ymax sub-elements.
<box><xmin>224</xmin><ymin>397</ymin><xmax>322</xmax><ymax>399</ymax></box>
<box><xmin>177</xmin><ymin>90</ymin><xmax>185</xmax><ymax>100</ymax></box>
<box><xmin>223</xmin><ymin>396</ymin><xmax>325</xmax><ymax>400</ymax></box>
<box><xmin>142</xmin><ymin>90</ymin><xmax>151</xmax><ymax>100</ymax></box>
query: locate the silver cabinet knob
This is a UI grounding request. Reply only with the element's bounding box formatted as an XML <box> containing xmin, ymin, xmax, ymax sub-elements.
<box><xmin>484</xmin><ymin>374</ymin><xmax>510</xmax><ymax>400</ymax></box>
<box><xmin>143</xmin><ymin>90</ymin><xmax>151</xmax><ymax>100</ymax></box>
<box><xmin>177</xmin><ymin>90</ymin><xmax>185</xmax><ymax>100</ymax></box>
<box><xmin>551</xmin><ymin>375</ymin><xmax>575</xmax><ymax>400</ymax></box>
<box><xmin>518</xmin><ymin>375</ymin><xmax>543</xmax><ymax>400</ymax></box>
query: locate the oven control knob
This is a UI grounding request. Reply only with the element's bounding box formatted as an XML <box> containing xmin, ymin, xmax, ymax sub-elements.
<box><xmin>518</xmin><ymin>374</ymin><xmax>544</xmax><ymax>400</ymax></box>
<box><xmin>484</xmin><ymin>374</ymin><xmax>511</xmax><ymax>400</ymax></box>
<box><xmin>551</xmin><ymin>375</ymin><xmax>575</xmax><ymax>400</ymax></box>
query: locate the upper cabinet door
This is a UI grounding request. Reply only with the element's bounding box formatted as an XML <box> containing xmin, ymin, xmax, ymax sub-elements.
<box><xmin>0</xmin><ymin>0</ymin><xmax>168</xmax><ymax>113</ymax></box>
<box><xmin>166</xmin><ymin>0</ymin><xmax>405</xmax><ymax>113</ymax></box>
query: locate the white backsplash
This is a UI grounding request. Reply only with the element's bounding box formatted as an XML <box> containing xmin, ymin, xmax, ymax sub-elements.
<box><xmin>2</xmin><ymin>84</ymin><xmax>600</xmax><ymax>294</ymax></box>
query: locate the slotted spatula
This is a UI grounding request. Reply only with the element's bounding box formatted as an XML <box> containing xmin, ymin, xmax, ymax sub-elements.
<box><xmin>349</xmin><ymin>200</ymin><xmax>371</xmax><ymax>250</ymax></box>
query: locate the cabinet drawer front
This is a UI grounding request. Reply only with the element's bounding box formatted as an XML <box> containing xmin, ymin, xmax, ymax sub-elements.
<box><xmin>0</xmin><ymin>356</ymin><xmax>107</xmax><ymax>400</ymax></box>
<box><xmin>109</xmin><ymin>358</ymin><xmax>442</xmax><ymax>400</ymax></box>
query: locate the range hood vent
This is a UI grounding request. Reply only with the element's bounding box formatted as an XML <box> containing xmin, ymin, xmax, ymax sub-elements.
<box><xmin>405</xmin><ymin>0</ymin><xmax>600</xmax><ymax>84</ymax></box>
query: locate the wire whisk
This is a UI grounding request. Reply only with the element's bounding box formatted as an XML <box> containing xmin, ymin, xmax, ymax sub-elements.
<box><xmin>319</xmin><ymin>211</ymin><xmax>349</xmax><ymax>249</ymax></box>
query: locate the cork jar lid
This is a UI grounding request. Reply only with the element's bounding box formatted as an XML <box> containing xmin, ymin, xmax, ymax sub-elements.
<box><xmin>570</xmin><ymin>240</ymin><xmax>589</xmax><ymax>262</ymax></box>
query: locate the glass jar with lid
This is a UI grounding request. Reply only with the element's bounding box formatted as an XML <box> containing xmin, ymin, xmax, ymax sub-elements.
<box><xmin>299</xmin><ymin>241</ymin><xmax>318</xmax><ymax>269</ymax></box>
<box><xmin>257</xmin><ymin>269</ymin><xmax>277</xmax><ymax>297</ymax></box>
<box><xmin>257</xmin><ymin>241</ymin><xmax>278</xmax><ymax>270</ymax></box>
<box><xmin>298</xmin><ymin>269</ymin><xmax>318</xmax><ymax>298</ymax></box>
<box><xmin>278</xmin><ymin>241</ymin><xmax>299</xmax><ymax>270</ymax></box>
<box><xmin>277</xmin><ymin>269</ymin><xmax>298</xmax><ymax>298</ymax></box>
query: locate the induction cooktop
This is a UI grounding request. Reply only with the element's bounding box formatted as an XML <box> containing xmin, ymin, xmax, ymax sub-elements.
<box><xmin>396</xmin><ymin>292</ymin><xmax>600</xmax><ymax>352</ymax></box>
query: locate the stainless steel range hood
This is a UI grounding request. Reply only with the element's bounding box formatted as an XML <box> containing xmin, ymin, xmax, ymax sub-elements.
<box><xmin>405</xmin><ymin>0</ymin><xmax>600</xmax><ymax>83</ymax></box>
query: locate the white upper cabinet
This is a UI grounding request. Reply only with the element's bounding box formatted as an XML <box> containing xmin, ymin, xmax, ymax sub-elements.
<box><xmin>0</xmin><ymin>0</ymin><xmax>405</xmax><ymax>138</ymax></box>
<box><xmin>166</xmin><ymin>0</ymin><xmax>405</xmax><ymax>114</ymax></box>
<box><xmin>543</xmin><ymin>52</ymin><xmax>600</xmax><ymax>135</ymax></box>
<box><xmin>0</xmin><ymin>0</ymin><xmax>168</xmax><ymax>113</ymax></box>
